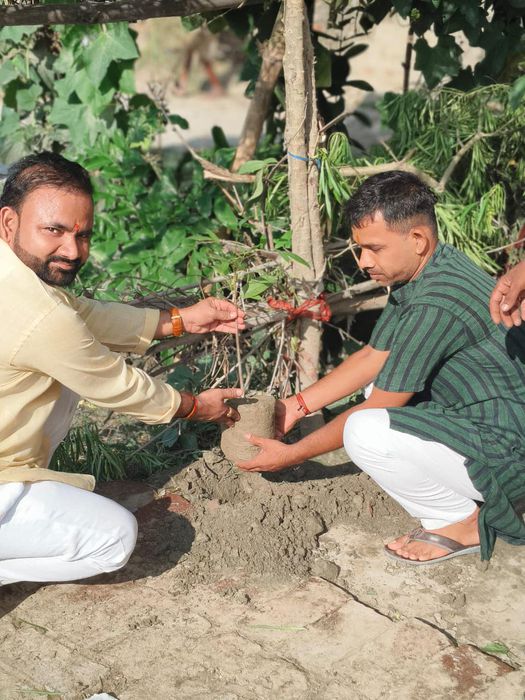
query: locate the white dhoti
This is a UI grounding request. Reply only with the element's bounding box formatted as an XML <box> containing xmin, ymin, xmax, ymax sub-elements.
<box><xmin>343</xmin><ymin>408</ymin><xmax>483</xmax><ymax>529</ymax></box>
<box><xmin>0</xmin><ymin>387</ymin><xmax>137</xmax><ymax>586</ymax></box>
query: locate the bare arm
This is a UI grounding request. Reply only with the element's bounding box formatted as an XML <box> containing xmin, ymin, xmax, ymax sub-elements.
<box><xmin>276</xmin><ymin>344</ymin><xmax>390</xmax><ymax>436</ymax></box>
<box><xmin>299</xmin><ymin>344</ymin><xmax>390</xmax><ymax>412</ymax></box>
<box><xmin>239</xmin><ymin>386</ymin><xmax>414</xmax><ymax>472</ymax></box>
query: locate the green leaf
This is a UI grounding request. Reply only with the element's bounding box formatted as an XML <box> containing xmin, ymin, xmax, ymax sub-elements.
<box><xmin>457</xmin><ymin>0</ymin><xmax>483</xmax><ymax>28</ymax></box>
<box><xmin>212</xmin><ymin>125</ymin><xmax>229</xmax><ymax>149</ymax></box>
<box><xmin>238</xmin><ymin>158</ymin><xmax>276</xmax><ymax>174</ymax></box>
<box><xmin>248</xmin><ymin>169</ymin><xmax>265</xmax><ymax>203</ymax></box>
<box><xmin>0</xmin><ymin>105</ymin><xmax>20</xmax><ymax>138</ymax></box>
<box><xmin>481</xmin><ymin>642</ymin><xmax>510</xmax><ymax>655</ymax></box>
<box><xmin>344</xmin><ymin>43</ymin><xmax>368</xmax><ymax>60</ymax></box>
<box><xmin>278</xmin><ymin>250</ymin><xmax>310</xmax><ymax>268</ymax></box>
<box><xmin>169</xmin><ymin>114</ymin><xmax>189</xmax><ymax>129</ymax></box>
<box><xmin>243</xmin><ymin>280</ymin><xmax>272</xmax><ymax>299</ymax></box>
<box><xmin>74</xmin><ymin>68</ymin><xmax>115</xmax><ymax>116</ymax></box>
<box><xmin>414</xmin><ymin>35</ymin><xmax>462</xmax><ymax>88</ymax></box>
<box><xmin>118</xmin><ymin>65</ymin><xmax>136</xmax><ymax>94</ymax></box>
<box><xmin>213</xmin><ymin>198</ymin><xmax>238</xmax><ymax>229</ymax></box>
<box><xmin>0</xmin><ymin>26</ymin><xmax>39</xmax><ymax>44</ymax></box>
<box><xmin>16</xmin><ymin>83</ymin><xmax>42</xmax><ymax>112</ymax></box>
<box><xmin>54</xmin><ymin>70</ymin><xmax>81</xmax><ymax>100</ymax></box>
<box><xmin>346</xmin><ymin>79</ymin><xmax>373</xmax><ymax>91</ymax></box>
<box><xmin>314</xmin><ymin>43</ymin><xmax>332</xmax><ymax>89</ymax></box>
<box><xmin>0</xmin><ymin>62</ymin><xmax>18</xmax><ymax>86</ymax></box>
<box><xmin>83</xmin><ymin>23</ymin><xmax>139</xmax><ymax>88</ymax></box>
<box><xmin>392</xmin><ymin>0</ymin><xmax>413</xmax><ymax>18</ymax></box>
<box><xmin>181</xmin><ymin>15</ymin><xmax>205</xmax><ymax>32</ymax></box>
<box><xmin>160</xmin><ymin>230</ymin><xmax>194</xmax><ymax>263</ymax></box>
<box><xmin>509</xmin><ymin>75</ymin><xmax>525</xmax><ymax>109</ymax></box>
<box><xmin>48</xmin><ymin>98</ymin><xmax>103</xmax><ymax>148</ymax></box>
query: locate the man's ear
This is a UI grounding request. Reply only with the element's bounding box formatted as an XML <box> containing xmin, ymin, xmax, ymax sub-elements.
<box><xmin>411</xmin><ymin>227</ymin><xmax>433</xmax><ymax>255</ymax></box>
<box><xmin>0</xmin><ymin>206</ymin><xmax>19</xmax><ymax>245</ymax></box>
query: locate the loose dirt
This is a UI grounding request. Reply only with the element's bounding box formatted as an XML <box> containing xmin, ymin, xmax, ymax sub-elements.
<box><xmin>147</xmin><ymin>448</ymin><xmax>401</xmax><ymax>588</ymax></box>
<box><xmin>1</xmin><ymin>450</ymin><xmax>523</xmax><ymax>699</ymax></box>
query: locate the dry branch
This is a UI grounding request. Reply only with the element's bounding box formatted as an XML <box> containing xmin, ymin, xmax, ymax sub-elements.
<box><xmin>232</xmin><ymin>6</ymin><xmax>285</xmax><ymax>171</ymax></box>
<box><xmin>339</xmin><ymin>159</ymin><xmax>440</xmax><ymax>190</ymax></box>
<box><xmin>0</xmin><ymin>0</ymin><xmax>263</xmax><ymax>26</ymax></box>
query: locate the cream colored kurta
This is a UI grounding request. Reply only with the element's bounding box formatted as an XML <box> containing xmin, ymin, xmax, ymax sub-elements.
<box><xmin>0</xmin><ymin>239</ymin><xmax>181</xmax><ymax>491</ymax></box>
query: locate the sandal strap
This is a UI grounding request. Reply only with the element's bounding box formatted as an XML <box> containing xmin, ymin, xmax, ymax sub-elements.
<box><xmin>406</xmin><ymin>527</ymin><xmax>467</xmax><ymax>554</ymax></box>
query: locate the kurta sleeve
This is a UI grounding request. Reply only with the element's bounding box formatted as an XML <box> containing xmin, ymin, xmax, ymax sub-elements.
<box><xmin>374</xmin><ymin>304</ymin><xmax>465</xmax><ymax>393</ymax></box>
<box><xmin>10</xmin><ymin>302</ymin><xmax>181</xmax><ymax>424</ymax></box>
<box><xmin>368</xmin><ymin>298</ymin><xmax>398</xmax><ymax>351</ymax></box>
<box><xmin>59</xmin><ymin>293</ymin><xmax>159</xmax><ymax>356</ymax></box>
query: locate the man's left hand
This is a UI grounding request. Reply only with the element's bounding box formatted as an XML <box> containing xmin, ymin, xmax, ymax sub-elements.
<box><xmin>237</xmin><ymin>434</ymin><xmax>295</xmax><ymax>473</ymax></box>
<box><xmin>180</xmin><ymin>297</ymin><xmax>246</xmax><ymax>334</ymax></box>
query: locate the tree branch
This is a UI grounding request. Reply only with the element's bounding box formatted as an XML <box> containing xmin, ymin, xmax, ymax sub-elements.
<box><xmin>339</xmin><ymin>159</ymin><xmax>440</xmax><ymax>190</ymax></box>
<box><xmin>232</xmin><ymin>5</ymin><xmax>285</xmax><ymax>171</ymax></box>
<box><xmin>436</xmin><ymin>132</ymin><xmax>490</xmax><ymax>193</ymax></box>
<box><xmin>0</xmin><ymin>0</ymin><xmax>263</xmax><ymax>27</ymax></box>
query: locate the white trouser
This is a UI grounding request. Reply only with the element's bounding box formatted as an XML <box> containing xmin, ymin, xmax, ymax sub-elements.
<box><xmin>0</xmin><ymin>481</ymin><xmax>137</xmax><ymax>586</ymax></box>
<box><xmin>343</xmin><ymin>408</ymin><xmax>484</xmax><ymax>530</ymax></box>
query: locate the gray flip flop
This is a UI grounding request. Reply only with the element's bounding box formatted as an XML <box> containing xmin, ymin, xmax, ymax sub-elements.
<box><xmin>384</xmin><ymin>527</ymin><xmax>481</xmax><ymax>566</ymax></box>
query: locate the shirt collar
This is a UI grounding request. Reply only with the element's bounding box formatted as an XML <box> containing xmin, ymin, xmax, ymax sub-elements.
<box><xmin>389</xmin><ymin>241</ymin><xmax>445</xmax><ymax>305</ymax></box>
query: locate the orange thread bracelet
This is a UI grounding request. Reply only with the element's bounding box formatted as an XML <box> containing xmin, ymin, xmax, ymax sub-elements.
<box><xmin>296</xmin><ymin>392</ymin><xmax>311</xmax><ymax>415</ymax></box>
<box><xmin>170</xmin><ymin>307</ymin><xmax>184</xmax><ymax>337</ymax></box>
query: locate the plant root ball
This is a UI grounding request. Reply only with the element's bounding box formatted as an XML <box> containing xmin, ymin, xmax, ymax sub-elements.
<box><xmin>221</xmin><ymin>393</ymin><xmax>276</xmax><ymax>462</ymax></box>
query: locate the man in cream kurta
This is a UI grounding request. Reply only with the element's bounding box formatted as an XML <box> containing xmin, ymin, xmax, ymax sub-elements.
<box><xmin>0</xmin><ymin>152</ymin><xmax>244</xmax><ymax>586</ymax></box>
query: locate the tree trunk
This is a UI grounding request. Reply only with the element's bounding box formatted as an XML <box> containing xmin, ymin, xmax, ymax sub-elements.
<box><xmin>232</xmin><ymin>7</ymin><xmax>285</xmax><ymax>171</ymax></box>
<box><xmin>283</xmin><ymin>0</ymin><xmax>325</xmax><ymax>433</ymax></box>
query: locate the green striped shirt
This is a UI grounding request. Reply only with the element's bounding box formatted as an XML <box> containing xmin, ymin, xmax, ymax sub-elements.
<box><xmin>369</xmin><ymin>242</ymin><xmax>525</xmax><ymax>560</ymax></box>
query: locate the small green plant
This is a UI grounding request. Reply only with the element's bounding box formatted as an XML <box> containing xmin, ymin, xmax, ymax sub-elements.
<box><xmin>49</xmin><ymin>423</ymin><xmax>170</xmax><ymax>481</ymax></box>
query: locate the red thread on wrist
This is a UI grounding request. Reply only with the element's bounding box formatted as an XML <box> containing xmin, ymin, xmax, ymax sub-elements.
<box><xmin>181</xmin><ymin>395</ymin><xmax>198</xmax><ymax>420</ymax></box>
<box><xmin>296</xmin><ymin>393</ymin><xmax>311</xmax><ymax>416</ymax></box>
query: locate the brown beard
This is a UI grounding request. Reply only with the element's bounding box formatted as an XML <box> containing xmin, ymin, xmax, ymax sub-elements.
<box><xmin>13</xmin><ymin>236</ymin><xmax>83</xmax><ymax>287</ymax></box>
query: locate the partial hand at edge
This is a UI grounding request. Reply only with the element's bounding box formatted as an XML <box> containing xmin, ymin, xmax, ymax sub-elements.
<box><xmin>489</xmin><ymin>260</ymin><xmax>525</xmax><ymax>328</ymax></box>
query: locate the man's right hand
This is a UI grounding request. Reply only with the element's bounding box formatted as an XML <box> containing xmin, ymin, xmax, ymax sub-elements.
<box><xmin>194</xmin><ymin>388</ymin><xmax>243</xmax><ymax>426</ymax></box>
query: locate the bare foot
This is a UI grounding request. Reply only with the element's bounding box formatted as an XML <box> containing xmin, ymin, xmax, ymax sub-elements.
<box><xmin>386</xmin><ymin>507</ymin><xmax>480</xmax><ymax>562</ymax></box>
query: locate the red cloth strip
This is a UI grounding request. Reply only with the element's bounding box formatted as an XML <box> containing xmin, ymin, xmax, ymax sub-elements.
<box><xmin>267</xmin><ymin>293</ymin><xmax>332</xmax><ymax>323</ymax></box>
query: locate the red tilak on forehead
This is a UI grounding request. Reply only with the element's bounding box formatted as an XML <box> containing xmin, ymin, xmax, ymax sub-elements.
<box><xmin>72</xmin><ymin>222</ymin><xmax>80</xmax><ymax>233</ymax></box>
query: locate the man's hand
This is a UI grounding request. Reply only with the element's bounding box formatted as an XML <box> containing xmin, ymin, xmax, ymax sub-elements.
<box><xmin>193</xmin><ymin>387</ymin><xmax>243</xmax><ymax>426</ymax></box>
<box><xmin>275</xmin><ymin>396</ymin><xmax>302</xmax><ymax>438</ymax></box>
<box><xmin>180</xmin><ymin>298</ymin><xmax>246</xmax><ymax>334</ymax></box>
<box><xmin>237</xmin><ymin>434</ymin><xmax>295</xmax><ymax>472</ymax></box>
<box><xmin>489</xmin><ymin>261</ymin><xmax>525</xmax><ymax>328</ymax></box>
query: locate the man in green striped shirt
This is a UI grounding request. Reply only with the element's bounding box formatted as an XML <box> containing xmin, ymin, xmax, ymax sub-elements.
<box><xmin>238</xmin><ymin>171</ymin><xmax>525</xmax><ymax>564</ymax></box>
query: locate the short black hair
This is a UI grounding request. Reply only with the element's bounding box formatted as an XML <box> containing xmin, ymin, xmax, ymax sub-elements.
<box><xmin>344</xmin><ymin>170</ymin><xmax>438</xmax><ymax>237</ymax></box>
<box><xmin>0</xmin><ymin>151</ymin><xmax>93</xmax><ymax>212</ymax></box>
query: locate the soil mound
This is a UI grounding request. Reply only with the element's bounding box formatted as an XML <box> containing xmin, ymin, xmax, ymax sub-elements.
<box><xmin>147</xmin><ymin>449</ymin><xmax>402</xmax><ymax>589</ymax></box>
